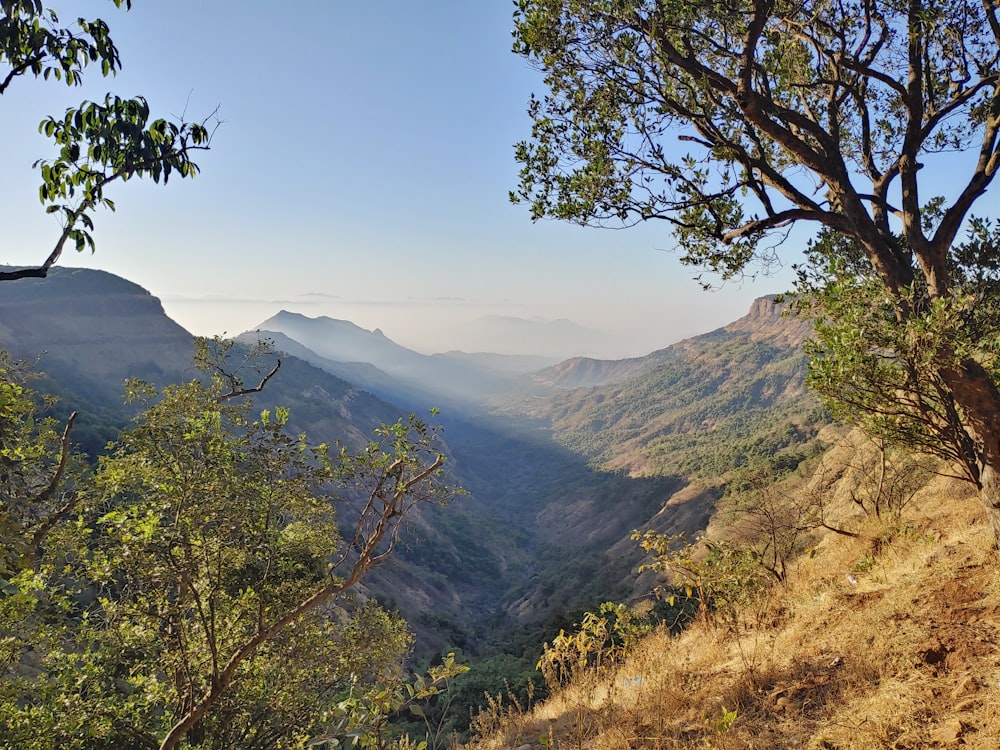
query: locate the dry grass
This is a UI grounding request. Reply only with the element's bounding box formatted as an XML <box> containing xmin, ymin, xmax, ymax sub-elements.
<box><xmin>463</xmin><ymin>453</ymin><xmax>1000</xmax><ymax>750</ymax></box>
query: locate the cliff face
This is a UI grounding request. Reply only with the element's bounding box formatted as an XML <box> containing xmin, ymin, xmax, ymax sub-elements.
<box><xmin>724</xmin><ymin>295</ymin><xmax>813</xmax><ymax>347</ymax></box>
<box><xmin>0</xmin><ymin>268</ymin><xmax>195</xmax><ymax>389</ymax></box>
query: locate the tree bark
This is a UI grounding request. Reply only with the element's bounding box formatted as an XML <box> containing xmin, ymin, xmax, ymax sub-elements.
<box><xmin>978</xmin><ymin>463</ymin><xmax>1000</xmax><ymax>548</ymax></box>
<box><xmin>940</xmin><ymin>358</ymin><xmax>1000</xmax><ymax>548</ymax></box>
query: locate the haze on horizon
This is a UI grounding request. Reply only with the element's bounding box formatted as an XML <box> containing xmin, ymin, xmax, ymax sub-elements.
<box><xmin>1</xmin><ymin>1</ymin><xmax>799</xmax><ymax>359</ymax></box>
<box><xmin>156</xmin><ymin>287</ymin><xmax>777</xmax><ymax>361</ymax></box>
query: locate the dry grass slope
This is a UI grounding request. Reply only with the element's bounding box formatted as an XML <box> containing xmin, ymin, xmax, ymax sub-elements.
<box><xmin>463</xmin><ymin>440</ymin><xmax>1000</xmax><ymax>749</ymax></box>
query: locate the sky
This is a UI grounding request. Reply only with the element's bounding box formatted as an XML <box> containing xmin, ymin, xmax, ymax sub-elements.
<box><xmin>0</xmin><ymin>2</ymin><xmax>891</xmax><ymax>358</ymax></box>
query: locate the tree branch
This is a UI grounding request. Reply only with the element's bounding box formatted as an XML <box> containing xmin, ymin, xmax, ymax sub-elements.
<box><xmin>0</xmin><ymin>135</ymin><xmax>211</xmax><ymax>282</ymax></box>
<box><xmin>723</xmin><ymin>208</ymin><xmax>836</xmax><ymax>242</ymax></box>
<box><xmin>216</xmin><ymin>359</ymin><xmax>281</xmax><ymax>403</ymax></box>
<box><xmin>156</xmin><ymin>448</ymin><xmax>445</xmax><ymax>750</ymax></box>
<box><xmin>26</xmin><ymin>411</ymin><xmax>78</xmax><ymax>562</ymax></box>
<box><xmin>932</xmin><ymin>95</ymin><xmax>1000</xmax><ymax>262</ymax></box>
<box><xmin>0</xmin><ymin>53</ymin><xmax>46</xmax><ymax>94</ymax></box>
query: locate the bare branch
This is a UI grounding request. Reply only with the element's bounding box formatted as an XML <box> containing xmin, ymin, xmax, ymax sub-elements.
<box><xmin>216</xmin><ymin>359</ymin><xmax>281</xmax><ymax>402</ymax></box>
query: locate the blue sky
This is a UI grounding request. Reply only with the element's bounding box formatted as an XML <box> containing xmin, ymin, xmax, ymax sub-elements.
<box><xmin>2</xmin><ymin>1</ymin><xmax>822</xmax><ymax>357</ymax></box>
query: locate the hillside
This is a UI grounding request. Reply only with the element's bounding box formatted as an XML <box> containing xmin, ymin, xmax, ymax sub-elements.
<box><xmin>0</xmin><ymin>270</ymin><xmax>863</xmax><ymax>726</ymax></box>
<box><xmin>500</xmin><ymin>296</ymin><xmax>822</xmax><ymax>478</ymax></box>
<box><xmin>251</xmin><ymin>297</ymin><xmax>827</xmax><ymax>652</ymax></box>
<box><xmin>0</xmin><ymin>270</ymin><xmax>525</xmax><ymax>656</ymax></box>
<box><xmin>463</xmin><ymin>435</ymin><xmax>1000</xmax><ymax>750</ymax></box>
<box><xmin>0</xmin><ymin>270</ymin><xmax>746</xmax><ymax>661</ymax></box>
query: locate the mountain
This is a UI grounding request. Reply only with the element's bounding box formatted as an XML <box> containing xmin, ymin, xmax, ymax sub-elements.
<box><xmin>0</xmin><ymin>267</ymin><xmax>194</xmax><ymax>388</ymax></box>
<box><xmin>499</xmin><ymin>296</ymin><xmax>821</xmax><ymax>478</ymax></box>
<box><xmin>248</xmin><ymin>311</ymin><xmax>556</xmax><ymax>408</ymax></box>
<box><xmin>525</xmin><ymin>295</ymin><xmax>811</xmax><ymax>391</ymax></box>
<box><xmin>0</xmin><ymin>270</ymin><xmax>698</xmax><ymax>659</ymax></box>
<box><xmin>469</xmin><ymin>296</ymin><xmax>825</xmax><ymax>636</ymax></box>
<box><xmin>254</xmin><ymin>311</ymin><xmax>423</xmax><ymax>372</ymax></box>
<box><xmin>0</xmin><ymin>268</ymin><xmax>200</xmax><ymax>453</ymax></box>
<box><xmin>237</xmin><ymin>329</ymin><xmax>411</xmax><ymax>403</ymax></box>
<box><xmin>0</xmin><ymin>269</ymin><xmax>523</xmax><ymax>655</ymax></box>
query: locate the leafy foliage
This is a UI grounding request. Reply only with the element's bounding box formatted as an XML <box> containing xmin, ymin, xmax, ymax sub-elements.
<box><xmin>796</xmin><ymin>227</ymin><xmax>1000</xmax><ymax>488</ymax></box>
<box><xmin>34</xmin><ymin>93</ymin><xmax>211</xmax><ymax>257</ymax></box>
<box><xmin>0</xmin><ymin>343</ymin><xmax>458</xmax><ymax>749</ymax></box>
<box><xmin>0</xmin><ymin>1</ymin><xmax>130</xmax><ymax>92</ymax></box>
<box><xmin>0</xmin><ymin>1</ymin><xmax>212</xmax><ymax>279</ymax></box>
<box><xmin>0</xmin><ymin>353</ymin><xmax>83</xmax><ymax>577</ymax></box>
<box><xmin>633</xmin><ymin>532</ymin><xmax>769</xmax><ymax>629</ymax></box>
<box><xmin>536</xmin><ymin>601</ymin><xmax>654</xmax><ymax>688</ymax></box>
<box><xmin>314</xmin><ymin>652</ymin><xmax>469</xmax><ymax>750</ymax></box>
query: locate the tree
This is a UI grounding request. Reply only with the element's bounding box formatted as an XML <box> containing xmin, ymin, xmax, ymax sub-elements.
<box><xmin>0</xmin><ymin>353</ymin><xmax>86</xmax><ymax>720</ymax></box>
<box><xmin>1</xmin><ymin>1</ymin><xmax>211</xmax><ymax>280</ymax></box>
<box><xmin>511</xmin><ymin>0</ymin><xmax>1000</xmax><ymax>542</ymax></box>
<box><xmin>0</xmin><ymin>353</ymin><xmax>83</xmax><ymax>576</ymax></box>
<box><xmin>798</xmin><ymin>225</ymin><xmax>998</xmax><ymax>494</ymax></box>
<box><xmin>0</xmin><ymin>342</ymin><xmax>457</xmax><ymax>749</ymax></box>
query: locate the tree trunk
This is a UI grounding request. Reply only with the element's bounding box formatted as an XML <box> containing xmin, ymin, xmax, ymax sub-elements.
<box><xmin>941</xmin><ymin>359</ymin><xmax>1000</xmax><ymax>548</ymax></box>
<box><xmin>979</xmin><ymin>463</ymin><xmax>1000</xmax><ymax>548</ymax></box>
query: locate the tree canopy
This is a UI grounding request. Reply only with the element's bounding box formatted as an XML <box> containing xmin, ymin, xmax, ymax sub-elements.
<box><xmin>512</xmin><ymin>0</ymin><xmax>1000</xmax><ymax>542</ymax></box>
<box><xmin>512</xmin><ymin>0</ymin><xmax>999</xmax><ymax>287</ymax></box>
<box><xmin>0</xmin><ymin>1</ymin><xmax>211</xmax><ymax>280</ymax></box>
<box><xmin>0</xmin><ymin>342</ymin><xmax>458</xmax><ymax>749</ymax></box>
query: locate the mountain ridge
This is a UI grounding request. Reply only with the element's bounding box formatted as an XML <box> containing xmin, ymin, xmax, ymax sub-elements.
<box><xmin>527</xmin><ymin>295</ymin><xmax>809</xmax><ymax>391</ymax></box>
<box><xmin>499</xmin><ymin>296</ymin><xmax>820</xmax><ymax>478</ymax></box>
<box><xmin>247</xmin><ymin>310</ymin><xmax>558</xmax><ymax>409</ymax></box>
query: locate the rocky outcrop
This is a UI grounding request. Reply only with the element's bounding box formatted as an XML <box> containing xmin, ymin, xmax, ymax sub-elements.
<box><xmin>724</xmin><ymin>295</ymin><xmax>813</xmax><ymax>347</ymax></box>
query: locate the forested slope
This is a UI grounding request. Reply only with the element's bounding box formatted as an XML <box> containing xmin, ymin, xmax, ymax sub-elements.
<box><xmin>501</xmin><ymin>297</ymin><xmax>823</xmax><ymax>479</ymax></box>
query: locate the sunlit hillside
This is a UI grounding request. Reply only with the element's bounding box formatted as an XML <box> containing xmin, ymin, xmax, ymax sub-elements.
<box><xmin>462</xmin><ymin>431</ymin><xmax>1000</xmax><ymax>750</ymax></box>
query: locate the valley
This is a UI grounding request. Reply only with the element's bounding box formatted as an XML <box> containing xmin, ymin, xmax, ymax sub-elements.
<box><xmin>0</xmin><ymin>267</ymin><xmax>828</xmax><ymax>739</ymax></box>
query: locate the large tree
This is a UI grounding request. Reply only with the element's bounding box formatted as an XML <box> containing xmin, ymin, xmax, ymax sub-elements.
<box><xmin>1</xmin><ymin>1</ymin><xmax>210</xmax><ymax>280</ymax></box>
<box><xmin>511</xmin><ymin>0</ymin><xmax>1000</xmax><ymax>541</ymax></box>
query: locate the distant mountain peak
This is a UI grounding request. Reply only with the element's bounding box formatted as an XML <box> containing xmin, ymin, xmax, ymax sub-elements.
<box><xmin>257</xmin><ymin>310</ymin><xmax>373</xmax><ymax>336</ymax></box>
